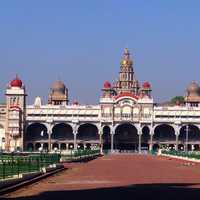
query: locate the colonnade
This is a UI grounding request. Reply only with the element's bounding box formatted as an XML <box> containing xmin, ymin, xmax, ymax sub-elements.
<box><xmin>24</xmin><ymin>122</ymin><xmax>200</xmax><ymax>152</ymax></box>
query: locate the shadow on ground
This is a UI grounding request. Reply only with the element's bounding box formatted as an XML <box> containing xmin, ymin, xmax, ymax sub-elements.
<box><xmin>3</xmin><ymin>183</ymin><xmax>200</xmax><ymax>200</ymax></box>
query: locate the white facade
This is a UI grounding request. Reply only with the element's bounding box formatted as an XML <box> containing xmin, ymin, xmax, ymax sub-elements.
<box><xmin>1</xmin><ymin>49</ymin><xmax>200</xmax><ymax>152</ymax></box>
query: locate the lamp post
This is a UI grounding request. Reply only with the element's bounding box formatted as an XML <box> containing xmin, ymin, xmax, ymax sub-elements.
<box><xmin>185</xmin><ymin>125</ymin><xmax>189</xmax><ymax>153</ymax></box>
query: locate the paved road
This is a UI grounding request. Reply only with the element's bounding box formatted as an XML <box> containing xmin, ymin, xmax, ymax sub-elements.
<box><xmin>2</xmin><ymin>155</ymin><xmax>200</xmax><ymax>200</ymax></box>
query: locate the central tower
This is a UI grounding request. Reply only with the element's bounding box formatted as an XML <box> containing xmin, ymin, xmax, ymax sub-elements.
<box><xmin>113</xmin><ymin>48</ymin><xmax>139</xmax><ymax>95</ymax></box>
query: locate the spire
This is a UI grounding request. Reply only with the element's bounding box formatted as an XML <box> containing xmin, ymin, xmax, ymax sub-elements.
<box><xmin>120</xmin><ymin>48</ymin><xmax>133</xmax><ymax>66</ymax></box>
<box><xmin>124</xmin><ymin>48</ymin><xmax>130</xmax><ymax>59</ymax></box>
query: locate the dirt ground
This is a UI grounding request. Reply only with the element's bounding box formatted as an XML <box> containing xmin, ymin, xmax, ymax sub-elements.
<box><xmin>2</xmin><ymin>154</ymin><xmax>200</xmax><ymax>200</ymax></box>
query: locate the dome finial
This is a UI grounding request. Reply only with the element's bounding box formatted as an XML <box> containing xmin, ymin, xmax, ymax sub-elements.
<box><xmin>124</xmin><ymin>48</ymin><xmax>129</xmax><ymax>55</ymax></box>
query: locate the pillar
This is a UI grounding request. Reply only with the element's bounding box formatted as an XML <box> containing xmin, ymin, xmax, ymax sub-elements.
<box><xmin>111</xmin><ymin>133</ymin><xmax>114</xmax><ymax>153</ymax></box>
<box><xmin>175</xmin><ymin>134</ymin><xmax>179</xmax><ymax>151</ymax></box>
<box><xmin>138</xmin><ymin>134</ymin><xmax>141</xmax><ymax>153</ymax></box>
<box><xmin>48</xmin><ymin>132</ymin><xmax>51</xmax><ymax>152</ymax></box>
<box><xmin>149</xmin><ymin>133</ymin><xmax>153</xmax><ymax>151</ymax></box>
<box><xmin>99</xmin><ymin>132</ymin><xmax>103</xmax><ymax>154</ymax></box>
<box><xmin>74</xmin><ymin>133</ymin><xmax>77</xmax><ymax>150</ymax></box>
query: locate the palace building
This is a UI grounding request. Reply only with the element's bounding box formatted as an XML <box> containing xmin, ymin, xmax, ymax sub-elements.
<box><xmin>1</xmin><ymin>48</ymin><xmax>200</xmax><ymax>152</ymax></box>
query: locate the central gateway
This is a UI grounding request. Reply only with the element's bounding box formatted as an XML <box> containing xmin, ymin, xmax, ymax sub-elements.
<box><xmin>114</xmin><ymin>123</ymin><xmax>138</xmax><ymax>150</ymax></box>
<box><xmin>100</xmin><ymin>48</ymin><xmax>153</xmax><ymax>152</ymax></box>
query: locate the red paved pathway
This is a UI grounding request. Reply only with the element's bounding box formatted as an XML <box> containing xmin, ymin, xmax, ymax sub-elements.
<box><xmin>2</xmin><ymin>154</ymin><xmax>200</xmax><ymax>200</ymax></box>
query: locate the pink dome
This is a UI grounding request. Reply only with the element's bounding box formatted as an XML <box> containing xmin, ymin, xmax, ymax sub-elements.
<box><xmin>103</xmin><ymin>81</ymin><xmax>111</xmax><ymax>88</ymax></box>
<box><xmin>143</xmin><ymin>81</ymin><xmax>151</xmax><ymax>89</ymax></box>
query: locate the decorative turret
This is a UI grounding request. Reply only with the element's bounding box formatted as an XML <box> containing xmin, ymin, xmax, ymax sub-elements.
<box><xmin>10</xmin><ymin>75</ymin><xmax>23</xmax><ymax>88</ymax></box>
<box><xmin>185</xmin><ymin>81</ymin><xmax>200</xmax><ymax>107</ymax></box>
<box><xmin>113</xmin><ymin>48</ymin><xmax>140</xmax><ymax>95</ymax></box>
<box><xmin>5</xmin><ymin>75</ymin><xmax>27</xmax><ymax>151</ymax></box>
<box><xmin>48</xmin><ymin>80</ymin><xmax>68</xmax><ymax>105</ymax></box>
<box><xmin>139</xmin><ymin>82</ymin><xmax>152</xmax><ymax>98</ymax></box>
<box><xmin>102</xmin><ymin>81</ymin><xmax>114</xmax><ymax>98</ymax></box>
<box><xmin>120</xmin><ymin>48</ymin><xmax>133</xmax><ymax>67</ymax></box>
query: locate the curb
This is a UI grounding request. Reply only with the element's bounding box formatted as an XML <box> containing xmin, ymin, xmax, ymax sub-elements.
<box><xmin>160</xmin><ymin>154</ymin><xmax>200</xmax><ymax>163</ymax></box>
<box><xmin>0</xmin><ymin>166</ymin><xmax>65</xmax><ymax>196</ymax></box>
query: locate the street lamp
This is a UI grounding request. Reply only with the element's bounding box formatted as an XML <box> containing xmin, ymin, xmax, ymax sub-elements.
<box><xmin>185</xmin><ymin>125</ymin><xmax>189</xmax><ymax>153</ymax></box>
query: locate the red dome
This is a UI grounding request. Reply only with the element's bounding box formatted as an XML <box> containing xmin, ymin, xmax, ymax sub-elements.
<box><xmin>142</xmin><ymin>81</ymin><xmax>151</xmax><ymax>89</ymax></box>
<box><xmin>10</xmin><ymin>76</ymin><xmax>22</xmax><ymax>88</ymax></box>
<box><xmin>73</xmin><ymin>100</ymin><xmax>79</xmax><ymax>105</ymax></box>
<box><xmin>103</xmin><ymin>81</ymin><xmax>111</xmax><ymax>88</ymax></box>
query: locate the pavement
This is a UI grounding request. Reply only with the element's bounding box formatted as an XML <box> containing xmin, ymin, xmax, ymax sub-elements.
<box><xmin>2</xmin><ymin>154</ymin><xmax>200</xmax><ymax>200</ymax></box>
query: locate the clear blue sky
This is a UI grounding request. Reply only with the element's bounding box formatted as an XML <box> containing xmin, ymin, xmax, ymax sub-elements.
<box><xmin>0</xmin><ymin>0</ymin><xmax>200</xmax><ymax>104</ymax></box>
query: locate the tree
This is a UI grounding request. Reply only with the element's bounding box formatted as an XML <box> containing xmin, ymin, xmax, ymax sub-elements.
<box><xmin>171</xmin><ymin>96</ymin><xmax>184</xmax><ymax>105</ymax></box>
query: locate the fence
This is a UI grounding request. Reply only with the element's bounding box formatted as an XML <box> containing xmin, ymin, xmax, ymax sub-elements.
<box><xmin>0</xmin><ymin>153</ymin><xmax>60</xmax><ymax>180</ymax></box>
<box><xmin>161</xmin><ymin>150</ymin><xmax>200</xmax><ymax>159</ymax></box>
<box><xmin>0</xmin><ymin>150</ymin><xmax>100</xmax><ymax>180</ymax></box>
<box><xmin>61</xmin><ymin>149</ymin><xmax>100</xmax><ymax>162</ymax></box>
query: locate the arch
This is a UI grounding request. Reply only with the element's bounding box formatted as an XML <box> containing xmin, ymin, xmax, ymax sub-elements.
<box><xmin>77</xmin><ymin>143</ymin><xmax>84</xmax><ymax>149</ymax></box>
<box><xmin>141</xmin><ymin>126</ymin><xmax>150</xmax><ymax>150</ymax></box>
<box><xmin>86</xmin><ymin>143</ymin><xmax>91</xmax><ymax>149</ymax></box>
<box><xmin>168</xmin><ymin>144</ymin><xmax>175</xmax><ymax>150</ymax></box>
<box><xmin>52</xmin><ymin>123</ymin><xmax>73</xmax><ymax>140</ymax></box>
<box><xmin>179</xmin><ymin>124</ymin><xmax>200</xmax><ymax>142</ymax></box>
<box><xmin>77</xmin><ymin>123</ymin><xmax>99</xmax><ymax>141</ymax></box>
<box><xmin>194</xmin><ymin>144</ymin><xmax>200</xmax><ymax>151</ymax></box>
<box><xmin>68</xmin><ymin>143</ymin><xmax>74</xmax><ymax>150</ymax></box>
<box><xmin>153</xmin><ymin>144</ymin><xmax>160</xmax><ymax>151</ymax></box>
<box><xmin>52</xmin><ymin>143</ymin><xmax>59</xmax><ymax>150</ymax></box>
<box><xmin>102</xmin><ymin>126</ymin><xmax>111</xmax><ymax>150</ymax></box>
<box><xmin>43</xmin><ymin>143</ymin><xmax>48</xmax><ymax>151</ymax></box>
<box><xmin>153</xmin><ymin>124</ymin><xmax>176</xmax><ymax>142</ymax></box>
<box><xmin>60</xmin><ymin>143</ymin><xmax>67</xmax><ymax>150</ymax></box>
<box><xmin>114</xmin><ymin>123</ymin><xmax>138</xmax><ymax>151</ymax></box>
<box><xmin>27</xmin><ymin>143</ymin><xmax>34</xmax><ymax>152</ymax></box>
<box><xmin>178</xmin><ymin>144</ymin><xmax>184</xmax><ymax>151</ymax></box>
<box><xmin>26</xmin><ymin>123</ymin><xmax>48</xmax><ymax>141</ymax></box>
<box><xmin>35</xmin><ymin>143</ymin><xmax>41</xmax><ymax>151</ymax></box>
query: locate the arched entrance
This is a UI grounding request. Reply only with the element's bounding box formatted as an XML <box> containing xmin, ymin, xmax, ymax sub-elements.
<box><xmin>77</xmin><ymin>143</ymin><xmax>84</xmax><ymax>149</ymax></box>
<box><xmin>52</xmin><ymin>143</ymin><xmax>59</xmax><ymax>151</ymax></box>
<box><xmin>77</xmin><ymin>123</ymin><xmax>99</xmax><ymax>149</ymax></box>
<box><xmin>27</xmin><ymin>143</ymin><xmax>34</xmax><ymax>152</ymax></box>
<box><xmin>68</xmin><ymin>143</ymin><xmax>74</xmax><ymax>150</ymax></box>
<box><xmin>141</xmin><ymin>126</ymin><xmax>150</xmax><ymax>150</ymax></box>
<box><xmin>60</xmin><ymin>143</ymin><xmax>67</xmax><ymax>150</ymax></box>
<box><xmin>153</xmin><ymin>124</ymin><xmax>176</xmax><ymax>150</ymax></box>
<box><xmin>26</xmin><ymin>123</ymin><xmax>48</xmax><ymax>141</ymax></box>
<box><xmin>194</xmin><ymin>144</ymin><xmax>200</xmax><ymax>151</ymax></box>
<box><xmin>52</xmin><ymin>123</ymin><xmax>73</xmax><ymax>140</ymax></box>
<box><xmin>26</xmin><ymin>123</ymin><xmax>48</xmax><ymax>151</ymax></box>
<box><xmin>35</xmin><ymin>143</ymin><xmax>41</xmax><ymax>151</ymax></box>
<box><xmin>86</xmin><ymin>143</ymin><xmax>91</xmax><ymax>149</ymax></box>
<box><xmin>178</xmin><ymin>144</ymin><xmax>184</xmax><ymax>151</ymax></box>
<box><xmin>114</xmin><ymin>123</ymin><xmax>138</xmax><ymax>151</ymax></box>
<box><xmin>102</xmin><ymin>126</ymin><xmax>111</xmax><ymax>150</ymax></box>
<box><xmin>153</xmin><ymin>143</ymin><xmax>160</xmax><ymax>151</ymax></box>
<box><xmin>179</xmin><ymin>124</ymin><xmax>200</xmax><ymax>151</ymax></box>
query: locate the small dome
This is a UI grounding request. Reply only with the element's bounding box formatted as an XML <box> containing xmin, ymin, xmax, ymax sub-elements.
<box><xmin>103</xmin><ymin>81</ymin><xmax>111</xmax><ymax>89</ymax></box>
<box><xmin>10</xmin><ymin>75</ymin><xmax>23</xmax><ymax>88</ymax></box>
<box><xmin>143</xmin><ymin>81</ymin><xmax>151</xmax><ymax>89</ymax></box>
<box><xmin>51</xmin><ymin>80</ymin><xmax>66</xmax><ymax>94</ymax></box>
<box><xmin>187</xmin><ymin>81</ymin><xmax>200</xmax><ymax>95</ymax></box>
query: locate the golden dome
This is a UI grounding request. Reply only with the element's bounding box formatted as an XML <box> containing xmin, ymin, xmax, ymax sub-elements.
<box><xmin>120</xmin><ymin>48</ymin><xmax>133</xmax><ymax>66</ymax></box>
